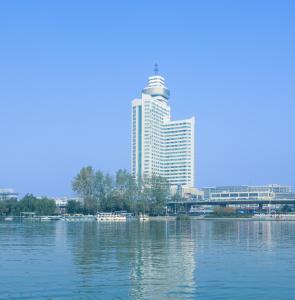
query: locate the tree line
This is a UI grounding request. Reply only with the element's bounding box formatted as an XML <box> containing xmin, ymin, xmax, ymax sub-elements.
<box><xmin>0</xmin><ymin>194</ymin><xmax>56</xmax><ymax>216</ymax></box>
<box><xmin>69</xmin><ymin>166</ymin><xmax>171</xmax><ymax>215</ymax></box>
<box><xmin>0</xmin><ymin>167</ymin><xmax>171</xmax><ymax>216</ymax></box>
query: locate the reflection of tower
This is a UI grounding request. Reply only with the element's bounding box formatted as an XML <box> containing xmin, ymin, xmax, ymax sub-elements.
<box><xmin>130</xmin><ymin>222</ymin><xmax>196</xmax><ymax>299</ymax></box>
<box><xmin>259</xmin><ymin>221</ymin><xmax>273</xmax><ymax>249</ymax></box>
<box><xmin>131</xmin><ymin>68</ymin><xmax>195</xmax><ymax>188</ymax></box>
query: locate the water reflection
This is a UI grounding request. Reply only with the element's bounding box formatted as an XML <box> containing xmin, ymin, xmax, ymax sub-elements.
<box><xmin>129</xmin><ymin>221</ymin><xmax>196</xmax><ymax>299</ymax></box>
<box><xmin>64</xmin><ymin>220</ymin><xmax>295</xmax><ymax>299</ymax></box>
<box><xmin>2</xmin><ymin>219</ymin><xmax>295</xmax><ymax>299</ymax></box>
<box><xmin>66</xmin><ymin>221</ymin><xmax>197</xmax><ymax>299</ymax></box>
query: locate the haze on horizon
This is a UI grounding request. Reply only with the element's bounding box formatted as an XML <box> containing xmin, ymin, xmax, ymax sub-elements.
<box><xmin>0</xmin><ymin>1</ymin><xmax>294</xmax><ymax>197</ymax></box>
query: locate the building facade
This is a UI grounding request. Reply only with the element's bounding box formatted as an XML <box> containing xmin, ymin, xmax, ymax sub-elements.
<box><xmin>202</xmin><ymin>184</ymin><xmax>293</xmax><ymax>202</ymax></box>
<box><xmin>0</xmin><ymin>189</ymin><xmax>18</xmax><ymax>201</ymax></box>
<box><xmin>131</xmin><ymin>73</ymin><xmax>195</xmax><ymax>188</ymax></box>
<box><xmin>54</xmin><ymin>196</ymin><xmax>83</xmax><ymax>214</ymax></box>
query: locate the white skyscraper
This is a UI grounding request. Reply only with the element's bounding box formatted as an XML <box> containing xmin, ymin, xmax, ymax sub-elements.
<box><xmin>131</xmin><ymin>70</ymin><xmax>195</xmax><ymax>188</ymax></box>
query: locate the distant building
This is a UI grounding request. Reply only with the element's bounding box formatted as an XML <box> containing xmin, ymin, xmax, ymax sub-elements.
<box><xmin>131</xmin><ymin>69</ymin><xmax>195</xmax><ymax>188</ymax></box>
<box><xmin>53</xmin><ymin>197</ymin><xmax>83</xmax><ymax>214</ymax></box>
<box><xmin>202</xmin><ymin>184</ymin><xmax>293</xmax><ymax>202</ymax></box>
<box><xmin>171</xmin><ymin>185</ymin><xmax>204</xmax><ymax>200</ymax></box>
<box><xmin>0</xmin><ymin>189</ymin><xmax>18</xmax><ymax>201</ymax></box>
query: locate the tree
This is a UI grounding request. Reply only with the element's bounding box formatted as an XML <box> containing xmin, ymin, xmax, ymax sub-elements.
<box><xmin>71</xmin><ymin>167</ymin><xmax>171</xmax><ymax>215</ymax></box>
<box><xmin>280</xmin><ymin>204</ymin><xmax>291</xmax><ymax>213</ymax></box>
<box><xmin>114</xmin><ymin>169</ymin><xmax>138</xmax><ymax>212</ymax></box>
<box><xmin>143</xmin><ymin>175</ymin><xmax>170</xmax><ymax>215</ymax></box>
<box><xmin>66</xmin><ymin>200</ymin><xmax>83</xmax><ymax>214</ymax></box>
<box><xmin>5</xmin><ymin>194</ymin><xmax>58</xmax><ymax>216</ymax></box>
<box><xmin>94</xmin><ymin>171</ymin><xmax>113</xmax><ymax>212</ymax></box>
<box><xmin>19</xmin><ymin>194</ymin><xmax>56</xmax><ymax>215</ymax></box>
<box><xmin>4</xmin><ymin>199</ymin><xmax>21</xmax><ymax>215</ymax></box>
<box><xmin>19</xmin><ymin>194</ymin><xmax>37</xmax><ymax>212</ymax></box>
<box><xmin>0</xmin><ymin>201</ymin><xmax>6</xmax><ymax>215</ymax></box>
<box><xmin>34</xmin><ymin>197</ymin><xmax>56</xmax><ymax>215</ymax></box>
<box><xmin>116</xmin><ymin>169</ymin><xmax>130</xmax><ymax>194</ymax></box>
<box><xmin>213</xmin><ymin>206</ymin><xmax>236</xmax><ymax>217</ymax></box>
<box><xmin>72</xmin><ymin>166</ymin><xmax>97</xmax><ymax>214</ymax></box>
<box><xmin>72</xmin><ymin>166</ymin><xmax>94</xmax><ymax>199</ymax></box>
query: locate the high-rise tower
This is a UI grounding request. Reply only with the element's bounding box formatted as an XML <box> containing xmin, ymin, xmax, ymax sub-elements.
<box><xmin>131</xmin><ymin>71</ymin><xmax>195</xmax><ymax>188</ymax></box>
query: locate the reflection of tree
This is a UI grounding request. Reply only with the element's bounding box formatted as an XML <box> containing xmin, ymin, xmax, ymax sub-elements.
<box><xmin>68</xmin><ymin>222</ymin><xmax>133</xmax><ymax>273</ymax></box>
<box><xmin>7</xmin><ymin>221</ymin><xmax>57</xmax><ymax>257</ymax></box>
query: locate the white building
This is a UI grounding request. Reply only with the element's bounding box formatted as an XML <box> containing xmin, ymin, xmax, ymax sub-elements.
<box><xmin>53</xmin><ymin>196</ymin><xmax>83</xmax><ymax>208</ymax></box>
<box><xmin>0</xmin><ymin>189</ymin><xmax>18</xmax><ymax>201</ymax></box>
<box><xmin>202</xmin><ymin>184</ymin><xmax>293</xmax><ymax>201</ymax></box>
<box><xmin>131</xmin><ymin>71</ymin><xmax>195</xmax><ymax>188</ymax></box>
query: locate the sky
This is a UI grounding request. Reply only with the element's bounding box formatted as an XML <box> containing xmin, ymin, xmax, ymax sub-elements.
<box><xmin>0</xmin><ymin>0</ymin><xmax>294</xmax><ymax>197</ymax></box>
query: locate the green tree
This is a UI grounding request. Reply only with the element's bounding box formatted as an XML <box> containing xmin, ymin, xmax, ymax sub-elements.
<box><xmin>0</xmin><ymin>201</ymin><xmax>6</xmax><ymax>215</ymax></box>
<box><xmin>71</xmin><ymin>167</ymin><xmax>170</xmax><ymax>215</ymax></box>
<box><xmin>66</xmin><ymin>200</ymin><xmax>83</xmax><ymax>214</ymax></box>
<box><xmin>280</xmin><ymin>204</ymin><xmax>291</xmax><ymax>213</ymax></box>
<box><xmin>19</xmin><ymin>194</ymin><xmax>37</xmax><ymax>212</ymax></box>
<box><xmin>94</xmin><ymin>171</ymin><xmax>113</xmax><ymax>212</ymax></box>
<box><xmin>19</xmin><ymin>194</ymin><xmax>56</xmax><ymax>215</ymax></box>
<box><xmin>72</xmin><ymin>166</ymin><xmax>94</xmax><ymax>199</ymax></box>
<box><xmin>116</xmin><ymin>169</ymin><xmax>130</xmax><ymax>194</ymax></box>
<box><xmin>34</xmin><ymin>197</ymin><xmax>56</xmax><ymax>215</ymax></box>
<box><xmin>213</xmin><ymin>206</ymin><xmax>236</xmax><ymax>217</ymax></box>
<box><xmin>72</xmin><ymin>166</ymin><xmax>97</xmax><ymax>214</ymax></box>
<box><xmin>143</xmin><ymin>175</ymin><xmax>170</xmax><ymax>215</ymax></box>
<box><xmin>114</xmin><ymin>169</ymin><xmax>138</xmax><ymax>212</ymax></box>
<box><xmin>4</xmin><ymin>199</ymin><xmax>21</xmax><ymax>215</ymax></box>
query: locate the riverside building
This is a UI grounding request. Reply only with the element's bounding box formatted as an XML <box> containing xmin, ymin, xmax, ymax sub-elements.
<box><xmin>0</xmin><ymin>189</ymin><xmax>19</xmax><ymax>201</ymax></box>
<box><xmin>202</xmin><ymin>184</ymin><xmax>293</xmax><ymax>201</ymax></box>
<box><xmin>131</xmin><ymin>69</ymin><xmax>195</xmax><ymax>189</ymax></box>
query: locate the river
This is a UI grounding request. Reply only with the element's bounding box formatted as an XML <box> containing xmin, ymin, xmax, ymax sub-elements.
<box><xmin>0</xmin><ymin>219</ymin><xmax>295</xmax><ymax>299</ymax></box>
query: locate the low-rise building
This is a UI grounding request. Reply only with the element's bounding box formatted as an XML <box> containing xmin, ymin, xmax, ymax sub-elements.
<box><xmin>202</xmin><ymin>184</ymin><xmax>293</xmax><ymax>202</ymax></box>
<box><xmin>54</xmin><ymin>197</ymin><xmax>83</xmax><ymax>214</ymax></box>
<box><xmin>171</xmin><ymin>186</ymin><xmax>204</xmax><ymax>200</ymax></box>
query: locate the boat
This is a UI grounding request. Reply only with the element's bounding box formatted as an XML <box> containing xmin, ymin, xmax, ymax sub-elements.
<box><xmin>48</xmin><ymin>216</ymin><xmax>62</xmax><ymax>221</ymax></box>
<box><xmin>96</xmin><ymin>212</ymin><xmax>127</xmax><ymax>222</ymax></box>
<box><xmin>252</xmin><ymin>214</ymin><xmax>295</xmax><ymax>221</ymax></box>
<box><xmin>4</xmin><ymin>217</ymin><xmax>13</xmax><ymax>221</ymax></box>
<box><xmin>138</xmin><ymin>214</ymin><xmax>149</xmax><ymax>221</ymax></box>
<box><xmin>63</xmin><ymin>214</ymin><xmax>95</xmax><ymax>222</ymax></box>
<box><xmin>40</xmin><ymin>216</ymin><xmax>51</xmax><ymax>221</ymax></box>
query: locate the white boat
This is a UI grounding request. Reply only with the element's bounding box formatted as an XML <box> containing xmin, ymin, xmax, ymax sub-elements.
<box><xmin>138</xmin><ymin>214</ymin><xmax>149</xmax><ymax>221</ymax></box>
<box><xmin>40</xmin><ymin>216</ymin><xmax>51</xmax><ymax>221</ymax></box>
<box><xmin>96</xmin><ymin>212</ymin><xmax>127</xmax><ymax>222</ymax></box>
<box><xmin>252</xmin><ymin>214</ymin><xmax>295</xmax><ymax>221</ymax></box>
<box><xmin>4</xmin><ymin>217</ymin><xmax>13</xmax><ymax>221</ymax></box>
<box><xmin>63</xmin><ymin>214</ymin><xmax>95</xmax><ymax>222</ymax></box>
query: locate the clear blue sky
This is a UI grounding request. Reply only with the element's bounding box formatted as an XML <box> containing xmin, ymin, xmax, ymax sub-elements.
<box><xmin>0</xmin><ymin>0</ymin><xmax>294</xmax><ymax>197</ymax></box>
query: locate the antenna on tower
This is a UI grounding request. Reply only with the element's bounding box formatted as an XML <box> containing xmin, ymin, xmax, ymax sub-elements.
<box><xmin>154</xmin><ymin>63</ymin><xmax>159</xmax><ymax>75</ymax></box>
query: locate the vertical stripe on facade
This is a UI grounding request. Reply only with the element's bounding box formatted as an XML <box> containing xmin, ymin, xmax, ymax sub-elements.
<box><xmin>138</xmin><ymin>105</ymin><xmax>142</xmax><ymax>177</ymax></box>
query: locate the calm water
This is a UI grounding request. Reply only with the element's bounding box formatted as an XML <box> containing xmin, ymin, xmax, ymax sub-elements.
<box><xmin>1</xmin><ymin>219</ymin><xmax>295</xmax><ymax>299</ymax></box>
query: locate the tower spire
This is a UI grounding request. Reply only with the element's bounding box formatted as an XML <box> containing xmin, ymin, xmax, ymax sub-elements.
<box><xmin>154</xmin><ymin>63</ymin><xmax>159</xmax><ymax>75</ymax></box>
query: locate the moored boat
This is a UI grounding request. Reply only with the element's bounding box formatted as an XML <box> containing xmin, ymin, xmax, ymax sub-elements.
<box><xmin>96</xmin><ymin>212</ymin><xmax>127</xmax><ymax>222</ymax></box>
<box><xmin>252</xmin><ymin>214</ymin><xmax>295</xmax><ymax>221</ymax></box>
<box><xmin>138</xmin><ymin>214</ymin><xmax>149</xmax><ymax>221</ymax></box>
<box><xmin>63</xmin><ymin>214</ymin><xmax>95</xmax><ymax>222</ymax></box>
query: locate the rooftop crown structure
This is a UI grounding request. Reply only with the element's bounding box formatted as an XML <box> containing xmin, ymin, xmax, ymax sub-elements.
<box><xmin>131</xmin><ymin>70</ymin><xmax>195</xmax><ymax>188</ymax></box>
